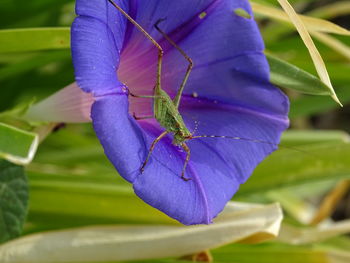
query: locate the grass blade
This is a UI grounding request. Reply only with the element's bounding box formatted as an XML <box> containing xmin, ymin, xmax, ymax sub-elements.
<box><xmin>277</xmin><ymin>0</ymin><xmax>342</xmax><ymax>106</ymax></box>
<box><xmin>251</xmin><ymin>1</ymin><xmax>350</xmax><ymax>36</ymax></box>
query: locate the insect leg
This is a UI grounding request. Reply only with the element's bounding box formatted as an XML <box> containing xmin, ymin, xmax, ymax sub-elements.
<box><xmin>180</xmin><ymin>143</ymin><xmax>191</xmax><ymax>181</ymax></box>
<box><xmin>141</xmin><ymin>131</ymin><xmax>169</xmax><ymax>173</ymax></box>
<box><xmin>132</xmin><ymin>113</ymin><xmax>154</xmax><ymax>120</ymax></box>
<box><xmin>129</xmin><ymin>91</ymin><xmax>160</xmax><ymax>99</ymax></box>
<box><xmin>129</xmin><ymin>91</ymin><xmax>157</xmax><ymax>99</ymax></box>
<box><xmin>155</xmin><ymin>19</ymin><xmax>193</xmax><ymax>109</ymax></box>
<box><xmin>108</xmin><ymin>0</ymin><xmax>164</xmax><ymax>95</ymax></box>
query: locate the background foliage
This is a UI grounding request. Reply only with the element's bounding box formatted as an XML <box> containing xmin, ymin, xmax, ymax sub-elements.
<box><xmin>0</xmin><ymin>0</ymin><xmax>349</xmax><ymax>262</ymax></box>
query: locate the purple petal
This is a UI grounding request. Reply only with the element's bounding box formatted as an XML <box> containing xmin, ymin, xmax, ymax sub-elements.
<box><xmin>180</xmin><ymin>57</ymin><xmax>289</xmax><ymax>116</ymax></box>
<box><xmin>75</xmin><ymin>0</ymin><xmax>129</xmax><ymax>53</ymax></box>
<box><xmin>181</xmin><ymin>97</ymin><xmax>289</xmax><ymax>184</ymax></box>
<box><xmin>71</xmin><ymin>17</ymin><xmax>122</xmax><ymax>95</ymax></box>
<box><xmin>118</xmin><ymin>0</ymin><xmax>275</xmax><ymax>115</ymax></box>
<box><xmin>92</xmin><ymin>96</ymin><xmax>230</xmax><ymax>224</ymax></box>
<box><xmin>91</xmin><ymin>93</ymin><xmax>145</xmax><ymax>183</ymax></box>
<box><xmin>72</xmin><ymin>0</ymin><xmax>290</xmax><ymax>225</ymax></box>
<box><xmin>72</xmin><ymin>0</ymin><xmax>132</xmax><ymax>95</ymax></box>
<box><xmin>132</xmin><ymin>96</ymin><xmax>288</xmax><ymax>225</ymax></box>
<box><xmin>92</xmin><ymin>92</ymin><xmax>288</xmax><ymax>225</ymax></box>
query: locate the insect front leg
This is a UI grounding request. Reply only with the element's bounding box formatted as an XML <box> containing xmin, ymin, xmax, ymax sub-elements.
<box><xmin>180</xmin><ymin>143</ymin><xmax>191</xmax><ymax>181</ymax></box>
<box><xmin>132</xmin><ymin>113</ymin><xmax>154</xmax><ymax>120</ymax></box>
<box><xmin>129</xmin><ymin>91</ymin><xmax>164</xmax><ymax>99</ymax></box>
<box><xmin>129</xmin><ymin>92</ymin><xmax>156</xmax><ymax>99</ymax></box>
<box><xmin>155</xmin><ymin>19</ymin><xmax>193</xmax><ymax>109</ymax></box>
<box><xmin>141</xmin><ymin>131</ymin><xmax>169</xmax><ymax>173</ymax></box>
<box><xmin>107</xmin><ymin>0</ymin><xmax>164</xmax><ymax>98</ymax></box>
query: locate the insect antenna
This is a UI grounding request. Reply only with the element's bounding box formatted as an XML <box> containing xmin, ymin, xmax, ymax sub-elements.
<box><xmin>191</xmin><ymin>135</ymin><xmax>312</xmax><ymax>156</ymax></box>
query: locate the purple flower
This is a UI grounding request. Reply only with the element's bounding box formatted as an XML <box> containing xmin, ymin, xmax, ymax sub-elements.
<box><xmin>71</xmin><ymin>0</ymin><xmax>289</xmax><ymax>225</ymax></box>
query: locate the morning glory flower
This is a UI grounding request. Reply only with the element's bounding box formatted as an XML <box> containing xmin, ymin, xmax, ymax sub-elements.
<box><xmin>71</xmin><ymin>0</ymin><xmax>289</xmax><ymax>225</ymax></box>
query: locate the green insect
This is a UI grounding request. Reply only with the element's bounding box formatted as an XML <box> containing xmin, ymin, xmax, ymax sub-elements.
<box><xmin>108</xmin><ymin>0</ymin><xmax>283</xmax><ymax>181</ymax></box>
<box><xmin>108</xmin><ymin>0</ymin><xmax>198</xmax><ymax>181</ymax></box>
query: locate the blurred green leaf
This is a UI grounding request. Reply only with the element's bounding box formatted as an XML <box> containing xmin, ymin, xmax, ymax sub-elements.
<box><xmin>281</xmin><ymin>130</ymin><xmax>349</xmax><ymax>146</ymax></box>
<box><xmin>0</xmin><ymin>0</ymin><xmax>73</xmax><ymax>28</ymax></box>
<box><xmin>0</xmin><ymin>123</ymin><xmax>38</xmax><ymax>165</ymax></box>
<box><xmin>290</xmin><ymin>85</ymin><xmax>350</xmax><ymax>119</ymax></box>
<box><xmin>0</xmin><ymin>27</ymin><xmax>70</xmax><ymax>53</ymax></box>
<box><xmin>238</xmin><ymin>142</ymin><xmax>350</xmax><ymax>196</ymax></box>
<box><xmin>0</xmin><ymin>51</ymin><xmax>71</xmax><ymax>81</ymax></box>
<box><xmin>211</xmin><ymin>241</ymin><xmax>349</xmax><ymax>263</ymax></box>
<box><xmin>267</xmin><ymin>54</ymin><xmax>331</xmax><ymax>95</ymax></box>
<box><xmin>0</xmin><ymin>160</ymin><xmax>28</xmax><ymax>243</ymax></box>
<box><xmin>24</xmin><ymin>136</ymin><xmax>350</xmax><ymax>233</ymax></box>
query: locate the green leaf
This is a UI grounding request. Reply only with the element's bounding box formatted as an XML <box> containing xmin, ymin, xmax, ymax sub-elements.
<box><xmin>281</xmin><ymin>130</ymin><xmax>350</xmax><ymax>146</ymax></box>
<box><xmin>290</xmin><ymin>85</ymin><xmax>350</xmax><ymax>119</ymax></box>
<box><xmin>0</xmin><ymin>50</ymin><xmax>71</xmax><ymax>82</ymax></box>
<box><xmin>24</xmin><ymin>127</ymin><xmax>350</xmax><ymax>233</ymax></box>
<box><xmin>238</xmin><ymin>142</ymin><xmax>350</xmax><ymax>197</ymax></box>
<box><xmin>267</xmin><ymin>53</ymin><xmax>331</xmax><ymax>95</ymax></box>
<box><xmin>0</xmin><ymin>122</ymin><xmax>38</xmax><ymax>165</ymax></box>
<box><xmin>0</xmin><ymin>160</ymin><xmax>29</xmax><ymax>243</ymax></box>
<box><xmin>0</xmin><ymin>27</ymin><xmax>70</xmax><ymax>53</ymax></box>
<box><xmin>211</xmin><ymin>242</ymin><xmax>348</xmax><ymax>263</ymax></box>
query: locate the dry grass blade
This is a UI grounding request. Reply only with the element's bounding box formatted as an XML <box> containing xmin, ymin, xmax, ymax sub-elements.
<box><xmin>278</xmin><ymin>220</ymin><xmax>350</xmax><ymax>245</ymax></box>
<box><xmin>307</xmin><ymin>1</ymin><xmax>350</xmax><ymax>19</ymax></box>
<box><xmin>277</xmin><ymin>0</ymin><xmax>342</xmax><ymax>106</ymax></box>
<box><xmin>312</xmin><ymin>31</ymin><xmax>350</xmax><ymax>61</ymax></box>
<box><xmin>310</xmin><ymin>180</ymin><xmax>350</xmax><ymax>225</ymax></box>
<box><xmin>251</xmin><ymin>2</ymin><xmax>350</xmax><ymax>36</ymax></box>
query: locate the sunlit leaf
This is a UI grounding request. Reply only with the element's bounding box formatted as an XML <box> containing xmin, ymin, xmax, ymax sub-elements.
<box><xmin>0</xmin><ymin>122</ymin><xmax>38</xmax><ymax>165</ymax></box>
<box><xmin>0</xmin><ymin>27</ymin><xmax>70</xmax><ymax>53</ymax></box>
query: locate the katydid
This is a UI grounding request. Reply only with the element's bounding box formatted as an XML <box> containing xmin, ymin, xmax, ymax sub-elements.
<box><xmin>108</xmin><ymin>0</ymin><xmax>286</xmax><ymax>181</ymax></box>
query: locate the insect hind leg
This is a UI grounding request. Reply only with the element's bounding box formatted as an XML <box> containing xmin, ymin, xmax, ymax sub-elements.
<box><xmin>141</xmin><ymin>131</ymin><xmax>168</xmax><ymax>173</ymax></box>
<box><xmin>154</xmin><ymin>19</ymin><xmax>194</xmax><ymax>109</ymax></box>
<box><xmin>180</xmin><ymin>143</ymin><xmax>191</xmax><ymax>181</ymax></box>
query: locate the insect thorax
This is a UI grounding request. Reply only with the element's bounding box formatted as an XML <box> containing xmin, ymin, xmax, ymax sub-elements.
<box><xmin>154</xmin><ymin>90</ymin><xmax>192</xmax><ymax>145</ymax></box>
